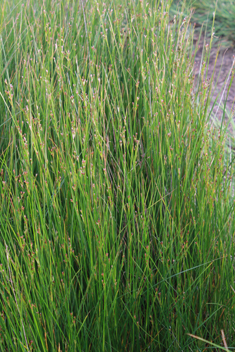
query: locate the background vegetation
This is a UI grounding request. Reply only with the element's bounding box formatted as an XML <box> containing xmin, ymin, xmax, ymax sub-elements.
<box><xmin>0</xmin><ymin>0</ymin><xmax>235</xmax><ymax>351</ymax></box>
<box><xmin>171</xmin><ymin>0</ymin><xmax>235</xmax><ymax>48</ymax></box>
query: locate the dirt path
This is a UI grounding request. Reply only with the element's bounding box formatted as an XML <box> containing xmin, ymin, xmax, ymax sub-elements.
<box><xmin>193</xmin><ymin>37</ymin><xmax>235</xmax><ymax>135</ymax></box>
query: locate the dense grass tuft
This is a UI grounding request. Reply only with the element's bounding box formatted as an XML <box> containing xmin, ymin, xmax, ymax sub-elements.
<box><xmin>0</xmin><ymin>0</ymin><xmax>235</xmax><ymax>351</ymax></box>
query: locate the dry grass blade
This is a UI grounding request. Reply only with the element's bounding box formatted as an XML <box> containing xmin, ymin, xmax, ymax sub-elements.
<box><xmin>221</xmin><ymin>330</ymin><xmax>229</xmax><ymax>350</ymax></box>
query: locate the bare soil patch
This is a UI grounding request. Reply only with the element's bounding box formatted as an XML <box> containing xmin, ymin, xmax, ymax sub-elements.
<box><xmin>193</xmin><ymin>36</ymin><xmax>235</xmax><ymax>134</ymax></box>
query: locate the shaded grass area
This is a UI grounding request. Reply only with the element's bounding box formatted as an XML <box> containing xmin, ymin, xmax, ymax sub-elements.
<box><xmin>171</xmin><ymin>0</ymin><xmax>235</xmax><ymax>48</ymax></box>
<box><xmin>0</xmin><ymin>0</ymin><xmax>235</xmax><ymax>351</ymax></box>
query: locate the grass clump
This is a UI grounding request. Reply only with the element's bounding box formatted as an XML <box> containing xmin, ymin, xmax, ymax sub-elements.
<box><xmin>0</xmin><ymin>0</ymin><xmax>235</xmax><ymax>351</ymax></box>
